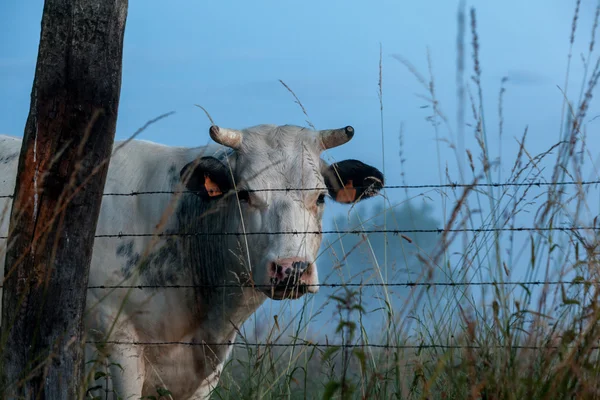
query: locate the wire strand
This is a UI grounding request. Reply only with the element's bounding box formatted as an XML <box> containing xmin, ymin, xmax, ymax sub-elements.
<box><xmin>0</xmin><ymin>280</ymin><xmax>588</xmax><ymax>291</ymax></box>
<box><xmin>87</xmin><ymin>280</ymin><xmax>599</xmax><ymax>290</ymax></box>
<box><xmin>90</xmin><ymin>226</ymin><xmax>598</xmax><ymax>239</ymax></box>
<box><xmin>86</xmin><ymin>341</ymin><xmax>597</xmax><ymax>350</ymax></box>
<box><xmin>1</xmin><ymin>226</ymin><xmax>597</xmax><ymax>240</ymax></box>
<box><xmin>2</xmin><ymin>178</ymin><xmax>600</xmax><ymax>199</ymax></box>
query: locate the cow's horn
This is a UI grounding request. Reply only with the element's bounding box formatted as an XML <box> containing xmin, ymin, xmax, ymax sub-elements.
<box><xmin>209</xmin><ymin>125</ymin><xmax>243</xmax><ymax>149</ymax></box>
<box><xmin>317</xmin><ymin>126</ymin><xmax>354</xmax><ymax>150</ymax></box>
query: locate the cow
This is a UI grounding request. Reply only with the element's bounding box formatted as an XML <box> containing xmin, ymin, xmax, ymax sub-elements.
<box><xmin>0</xmin><ymin>124</ymin><xmax>384</xmax><ymax>399</ymax></box>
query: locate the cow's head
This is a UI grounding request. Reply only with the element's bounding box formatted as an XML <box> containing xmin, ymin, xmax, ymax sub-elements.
<box><xmin>180</xmin><ymin>124</ymin><xmax>383</xmax><ymax>300</ymax></box>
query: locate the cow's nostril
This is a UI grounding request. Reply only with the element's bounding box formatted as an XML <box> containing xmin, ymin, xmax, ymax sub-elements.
<box><xmin>271</xmin><ymin>260</ymin><xmax>311</xmax><ymax>286</ymax></box>
<box><xmin>292</xmin><ymin>261</ymin><xmax>308</xmax><ymax>272</ymax></box>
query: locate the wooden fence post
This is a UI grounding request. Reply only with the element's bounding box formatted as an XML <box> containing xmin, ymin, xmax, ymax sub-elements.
<box><xmin>1</xmin><ymin>0</ymin><xmax>128</xmax><ymax>397</ymax></box>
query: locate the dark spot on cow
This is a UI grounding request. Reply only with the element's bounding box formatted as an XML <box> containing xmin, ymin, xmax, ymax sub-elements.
<box><xmin>116</xmin><ymin>237</ymin><xmax>181</xmax><ymax>285</ymax></box>
<box><xmin>167</xmin><ymin>164</ymin><xmax>179</xmax><ymax>187</ymax></box>
<box><xmin>138</xmin><ymin>237</ymin><xmax>180</xmax><ymax>287</ymax></box>
<box><xmin>116</xmin><ymin>241</ymin><xmax>133</xmax><ymax>257</ymax></box>
<box><xmin>0</xmin><ymin>153</ymin><xmax>18</xmax><ymax>164</ymax></box>
<box><xmin>116</xmin><ymin>241</ymin><xmax>140</xmax><ymax>279</ymax></box>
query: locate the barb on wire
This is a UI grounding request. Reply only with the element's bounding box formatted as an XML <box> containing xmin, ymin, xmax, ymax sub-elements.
<box><xmin>87</xmin><ymin>280</ymin><xmax>600</xmax><ymax>290</ymax></box>
<box><xmin>86</xmin><ymin>340</ymin><xmax>598</xmax><ymax>350</ymax></box>
<box><xmin>2</xmin><ymin>178</ymin><xmax>600</xmax><ymax>199</ymax></box>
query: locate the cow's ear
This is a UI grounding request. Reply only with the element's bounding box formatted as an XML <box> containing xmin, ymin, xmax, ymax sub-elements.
<box><xmin>322</xmin><ymin>160</ymin><xmax>384</xmax><ymax>204</ymax></box>
<box><xmin>180</xmin><ymin>157</ymin><xmax>232</xmax><ymax>200</ymax></box>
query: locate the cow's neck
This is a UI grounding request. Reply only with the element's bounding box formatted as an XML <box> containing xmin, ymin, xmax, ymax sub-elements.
<box><xmin>175</xmin><ymin>193</ymin><xmax>267</xmax><ymax>340</ymax></box>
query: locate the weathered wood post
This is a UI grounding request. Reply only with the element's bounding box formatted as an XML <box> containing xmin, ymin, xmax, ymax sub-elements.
<box><xmin>1</xmin><ymin>0</ymin><xmax>128</xmax><ymax>397</ymax></box>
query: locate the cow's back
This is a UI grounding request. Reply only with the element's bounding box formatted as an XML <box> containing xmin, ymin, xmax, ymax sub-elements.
<box><xmin>0</xmin><ymin>135</ymin><xmax>21</xmax><ymax>318</ymax></box>
<box><xmin>0</xmin><ymin>135</ymin><xmax>21</xmax><ymax>275</ymax></box>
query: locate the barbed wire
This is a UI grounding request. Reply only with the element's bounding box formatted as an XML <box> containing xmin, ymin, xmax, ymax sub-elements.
<box><xmin>87</xmin><ymin>280</ymin><xmax>600</xmax><ymax>290</ymax></box>
<box><xmin>92</xmin><ymin>226</ymin><xmax>599</xmax><ymax>239</ymax></box>
<box><xmin>86</xmin><ymin>340</ymin><xmax>597</xmax><ymax>350</ymax></box>
<box><xmin>0</xmin><ymin>279</ymin><xmax>591</xmax><ymax>291</ymax></box>
<box><xmin>100</xmin><ymin>178</ymin><xmax>600</xmax><ymax>195</ymax></box>
<box><xmin>2</xmin><ymin>178</ymin><xmax>600</xmax><ymax>199</ymax></box>
<box><xmin>1</xmin><ymin>226</ymin><xmax>597</xmax><ymax>241</ymax></box>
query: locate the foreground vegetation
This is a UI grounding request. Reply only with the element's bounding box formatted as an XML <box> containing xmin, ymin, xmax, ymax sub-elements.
<box><xmin>213</xmin><ymin>4</ymin><xmax>600</xmax><ymax>399</ymax></box>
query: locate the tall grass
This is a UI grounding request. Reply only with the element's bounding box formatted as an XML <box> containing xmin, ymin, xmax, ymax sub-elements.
<box><xmin>213</xmin><ymin>3</ymin><xmax>600</xmax><ymax>400</ymax></box>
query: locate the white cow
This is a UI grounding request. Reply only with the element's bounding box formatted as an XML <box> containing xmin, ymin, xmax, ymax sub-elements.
<box><xmin>0</xmin><ymin>124</ymin><xmax>383</xmax><ymax>399</ymax></box>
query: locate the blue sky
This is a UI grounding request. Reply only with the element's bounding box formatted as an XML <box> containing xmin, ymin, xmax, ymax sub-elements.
<box><xmin>2</xmin><ymin>1</ymin><xmax>600</xmax><ymax>337</ymax></box>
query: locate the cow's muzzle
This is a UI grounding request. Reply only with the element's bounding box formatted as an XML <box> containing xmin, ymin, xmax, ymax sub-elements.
<box><xmin>262</xmin><ymin>257</ymin><xmax>318</xmax><ymax>300</ymax></box>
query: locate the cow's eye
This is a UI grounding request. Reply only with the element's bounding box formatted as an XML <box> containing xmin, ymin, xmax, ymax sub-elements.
<box><xmin>237</xmin><ymin>190</ymin><xmax>250</xmax><ymax>203</ymax></box>
<box><xmin>317</xmin><ymin>193</ymin><xmax>326</xmax><ymax>205</ymax></box>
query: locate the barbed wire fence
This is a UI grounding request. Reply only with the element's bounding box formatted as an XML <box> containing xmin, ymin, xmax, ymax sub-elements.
<box><xmin>1</xmin><ymin>226</ymin><xmax>594</xmax><ymax>240</ymax></box>
<box><xmin>1</xmin><ymin>178</ymin><xmax>600</xmax><ymax>200</ymax></box>
<box><xmin>2</xmin><ymin>178</ymin><xmax>600</xmax><ymax>352</ymax></box>
<box><xmin>86</xmin><ymin>341</ymin><xmax>600</xmax><ymax>350</ymax></box>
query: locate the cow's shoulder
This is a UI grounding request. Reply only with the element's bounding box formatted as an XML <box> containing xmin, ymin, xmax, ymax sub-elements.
<box><xmin>97</xmin><ymin>139</ymin><xmax>227</xmax><ymax>233</ymax></box>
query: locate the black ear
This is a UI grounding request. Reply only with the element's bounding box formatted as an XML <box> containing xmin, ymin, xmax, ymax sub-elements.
<box><xmin>322</xmin><ymin>160</ymin><xmax>384</xmax><ymax>204</ymax></box>
<box><xmin>180</xmin><ymin>157</ymin><xmax>232</xmax><ymax>200</ymax></box>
